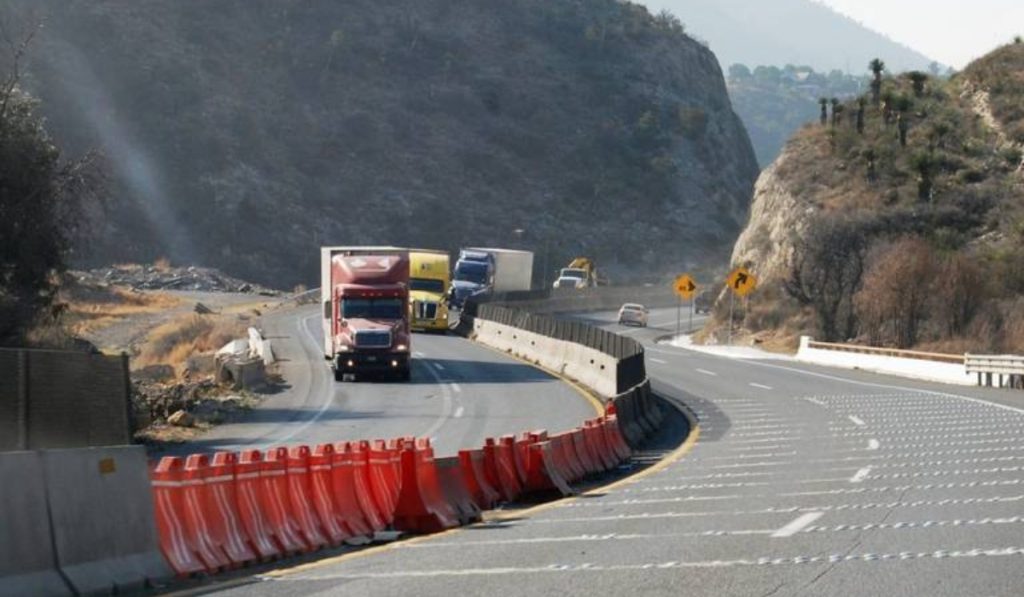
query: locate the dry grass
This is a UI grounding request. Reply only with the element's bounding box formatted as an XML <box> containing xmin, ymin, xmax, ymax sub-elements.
<box><xmin>153</xmin><ymin>257</ymin><xmax>173</xmax><ymax>272</ymax></box>
<box><xmin>64</xmin><ymin>286</ymin><xmax>184</xmax><ymax>337</ymax></box>
<box><xmin>135</xmin><ymin>314</ymin><xmax>246</xmax><ymax>371</ymax></box>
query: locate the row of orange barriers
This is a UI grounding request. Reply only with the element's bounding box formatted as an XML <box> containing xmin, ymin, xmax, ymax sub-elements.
<box><xmin>150</xmin><ymin>413</ymin><xmax>644</xmax><ymax>577</ymax></box>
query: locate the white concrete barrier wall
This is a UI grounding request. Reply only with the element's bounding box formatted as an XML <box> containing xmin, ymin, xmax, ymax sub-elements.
<box><xmin>0</xmin><ymin>451</ymin><xmax>71</xmax><ymax>597</ymax></box>
<box><xmin>470</xmin><ymin>319</ymin><xmax>618</xmax><ymax>398</ymax></box>
<box><xmin>796</xmin><ymin>336</ymin><xmax>973</xmax><ymax>386</ymax></box>
<box><xmin>43</xmin><ymin>446</ymin><xmax>171</xmax><ymax>595</ymax></box>
<box><xmin>0</xmin><ymin>446</ymin><xmax>171</xmax><ymax>597</ymax></box>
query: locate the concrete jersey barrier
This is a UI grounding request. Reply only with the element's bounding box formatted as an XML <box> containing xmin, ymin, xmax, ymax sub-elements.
<box><xmin>469</xmin><ymin>317</ymin><xmax>618</xmax><ymax>398</ymax></box>
<box><xmin>42</xmin><ymin>446</ymin><xmax>172</xmax><ymax>595</ymax></box>
<box><xmin>0</xmin><ymin>451</ymin><xmax>71</xmax><ymax>597</ymax></box>
<box><xmin>0</xmin><ymin>446</ymin><xmax>171</xmax><ymax>596</ymax></box>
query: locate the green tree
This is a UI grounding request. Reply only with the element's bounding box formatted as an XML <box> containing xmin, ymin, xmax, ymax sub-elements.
<box><xmin>0</xmin><ymin>37</ymin><xmax>99</xmax><ymax>343</ymax></box>
<box><xmin>895</xmin><ymin>95</ymin><xmax>913</xmax><ymax>147</ymax></box>
<box><xmin>728</xmin><ymin>63</ymin><xmax>751</xmax><ymax>81</ymax></box>
<box><xmin>908</xmin><ymin>71</ymin><xmax>928</xmax><ymax>97</ymax></box>
<box><xmin>910</xmin><ymin>150</ymin><xmax>937</xmax><ymax>201</ymax></box>
<box><xmin>869</xmin><ymin>58</ymin><xmax>885</xmax><ymax>103</ymax></box>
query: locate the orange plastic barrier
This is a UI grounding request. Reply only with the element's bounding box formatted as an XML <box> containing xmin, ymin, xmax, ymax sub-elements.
<box><xmin>206</xmin><ymin>453</ymin><xmax>259</xmax><ymax>565</ymax></box>
<box><xmin>347</xmin><ymin>442</ymin><xmax>388</xmax><ymax>533</ymax></box>
<box><xmin>546</xmin><ymin>433</ymin><xmax>580</xmax><ymax>484</ymax></box>
<box><xmin>570</xmin><ymin>429</ymin><xmax>600</xmax><ymax>475</ymax></box>
<box><xmin>393</xmin><ymin>441</ymin><xmax>459</xmax><ymax>533</ymax></box>
<box><xmin>583</xmin><ymin>421</ymin><xmax>617</xmax><ymax>471</ymax></box>
<box><xmin>308</xmin><ymin>445</ymin><xmax>350</xmax><ymax>545</ymax></box>
<box><xmin>151</xmin><ymin>457</ymin><xmax>207</xmax><ymax>576</ymax></box>
<box><xmin>283</xmin><ymin>446</ymin><xmax>330</xmax><ymax>550</ymax></box>
<box><xmin>234</xmin><ymin>450</ymin><xmax>288</xmax><ymax>559</ymax></box>
<box><xmin>458</xmin><ymin>449</ymin><xmax>500</xmax><ymax>509</ymax></box>
<box><xmin>435</xmin><ymin>457</ymin><xmax>482</xmax><ymax>525</ymax></box>
<box><xmin>328</xmin><ymin>442</ymin><xmax>375</xmax><ymax>539</ymax></box>
<box><xmin>524</xmin><ymin>441</ymin><xmax>575</xmax><ymax>497</ymax></box>
<box><xmin>483</xmin><ymin>438</ymin><xmax>522</xmax><ymax>501</ymax></box>
<box><xmin>381</xmin><ymin>440</ymin><xmax>404</xmax><ymax>513</ymax></box>
<box><xmin>259</xmin><ymin>448</ymin><xmax>312</xmax><ymax>553</ymax></box>
<box><xmin>502</xmin><ymin>435</ymin><xmax>529</xmax><ymax>485</ymax></box>
<box><xmin>181</xmin><ymin>455</ymin><xmax>232</xmax><ymax>571</ymax></box>
<box><xmin>602</xmin><ymin>415</ymin><xmax>633</xmax><ymax>463</ymax></box>
<box><xmin>365</xmin><ymin>440</ymin><xmax>399</xmax><ymax>527</ymax></box>
<box><xmin>550</xmin><ymin>432</ymin><xmax>584</xmax><ymax>482</ymax></box>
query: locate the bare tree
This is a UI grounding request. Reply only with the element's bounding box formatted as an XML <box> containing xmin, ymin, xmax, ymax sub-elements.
<box><xmin>855</xmin><ymin>238</ymin><xmax>936</xmax><ymax>348</ymax></box>
<box><xmin>784</xmin><ymin>216</ymin><xmax>869</xmax><ymax>341</ymax></box>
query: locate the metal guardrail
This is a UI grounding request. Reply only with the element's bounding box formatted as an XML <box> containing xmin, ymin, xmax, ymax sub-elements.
<box><xmin>806</xmin><ymin>340</ymin><xmax>965</xmax><ymax>365</ymax></box>
<box><xmin>965</xmin><ymin>354</ymin><xmax>1024</xmax><ymax>375</ymax></box>
<box><xmin>966</xmin><ymin>354</ymin><xmax>1024</xmax><ymax>389</ymax></box>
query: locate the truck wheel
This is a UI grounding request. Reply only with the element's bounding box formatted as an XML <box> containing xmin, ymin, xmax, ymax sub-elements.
<box><xmin>398</xmin><ymin>367</ymin><xmax>412</xmax><ymax>382</ymax></box>
<box><xmin>333</xmin><ymin>368</ymin><xmax>344</xmax><ymax>382</ymax></box>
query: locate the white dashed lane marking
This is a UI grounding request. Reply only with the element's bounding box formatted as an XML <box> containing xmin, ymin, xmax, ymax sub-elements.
<box><xmin>848</xmin><ymin>415</ymin><xmax>866</xmax><ymax>427</ymax></box>
<box><xmin>650</xmin><ymin>358</ymin><xmax>667</xmax><ymax>364</ymax></box>
<box><xmin>696</xmin><ymin>369</ymin><xmax>718</xmax><ymax>377</ymax></box>
<box><xmin>749</xmin><ymin>383</ymin><xmax>773</xmax><ymax>390</ymax></box>
<box><xmin>288</xmin><ymin>548</ymin><xmax>1024</xmax><ymax>580</ymax></box>
<box><xmin>772</xmin><ymin>512</ymin><xmax>824</xmax><ymax>538</ymax></box>
<box><xmin>850</xmin><ymin>466</ymin><xmax>873</xmax><ymax>483</ymax></box>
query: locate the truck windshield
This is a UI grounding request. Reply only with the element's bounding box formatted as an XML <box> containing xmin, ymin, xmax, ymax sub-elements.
<box><xmin>410</xmin><ymin>278</ymin><xmax>445</xmax><ymax>293</ymax></box>
<box><xmin>561</xmin><ymin>269</ymin><xmax>587</xmax><ymax>280</ymax></box>
<box><xmin>341</xmin><ymin>298</ymin><xmax>404</xmax><ymax>319</ymax></box>
<box><xmin>454</xmin><ymin>262</ymin><xmax>488</xmax><ymax>285</ymax></box>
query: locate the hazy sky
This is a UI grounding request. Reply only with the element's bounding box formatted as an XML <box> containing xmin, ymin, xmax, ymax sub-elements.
<box><xmin>818</xmin><ymin>0</ymin><xmax>1024</xmax><ymax>68</ymax></box>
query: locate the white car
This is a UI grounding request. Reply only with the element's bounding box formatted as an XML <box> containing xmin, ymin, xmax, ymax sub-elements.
<box><xmin>617</xmin><ymin>303</ymin><xmax>649</xmax><ymax>327</ymax></box>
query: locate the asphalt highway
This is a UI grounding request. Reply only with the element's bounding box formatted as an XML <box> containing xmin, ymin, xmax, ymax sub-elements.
<box><xmin>213</xmin><ymin>306</ymin><xmax>1024</xmax><ymax>596</ymax></box>
<box><xmin>171</xmin><ymin>305</ymin><xmax>596</xmax><ymax>457</ymax></box>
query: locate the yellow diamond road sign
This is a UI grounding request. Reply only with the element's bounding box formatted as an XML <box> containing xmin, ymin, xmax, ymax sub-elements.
<box><xmin>726</xmin><ymin>266</ymin><xmax>757</xmax><ymax>297</ymax></box>
<box><xmin>674</xmin><ymin>274</ymin><xmax>698</xmax><ymax>300</ymax></box>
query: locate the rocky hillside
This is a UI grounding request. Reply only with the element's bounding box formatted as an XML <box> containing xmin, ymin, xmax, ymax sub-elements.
<box><xmin>6</xmin><ymin>0</ymin><xmax>758</xmax><ymax>288</ymax></box>
<box><xmin>729</xmin><ymin>42</ymin><xmax>1024</xmax><ymax>352</ymax></box>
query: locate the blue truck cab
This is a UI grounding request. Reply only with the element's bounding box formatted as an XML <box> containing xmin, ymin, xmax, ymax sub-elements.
<box><xmin>449</xmin><ymin>250</ymin><xmax>495</xmax><ymax>308</ymax></box>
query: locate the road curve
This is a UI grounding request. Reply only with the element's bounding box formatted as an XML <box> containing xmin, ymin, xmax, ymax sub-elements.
<box><xmin>216</xmin><ymin>308</ymin><xmax>1024</xmax><ymax>597</ymax></box>
<box><xmin>170</xmin><ymin>305</ymin><xmax>596</xmax><ymax>458</ymax></box>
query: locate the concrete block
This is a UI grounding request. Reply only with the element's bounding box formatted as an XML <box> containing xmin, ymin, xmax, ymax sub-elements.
<box><xmin>42</xmin><ymin>446</ymin><xmax>172</xmax><ymax>595</ymax></box>
<box><xmin>0</xmin><ymin>451</ymin><xmax>71</xmax><ymax>597</ymax></box>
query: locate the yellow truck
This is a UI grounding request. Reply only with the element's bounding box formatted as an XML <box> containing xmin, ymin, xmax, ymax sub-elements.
<box><xmin>409</xmin><ymin>250</ymin><xmax>451</xmax><ymax>332</ymax></box>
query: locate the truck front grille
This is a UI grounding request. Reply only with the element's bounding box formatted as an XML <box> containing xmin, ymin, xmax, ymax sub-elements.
<box><xmin>354</xmin><ymin>330</ymin><xmax>391</xmax><ymax>348</ymax></box>
<box><xmin>416</xmin><ymin>301</ymin><xmax>439</xmax><ymax>320</ymax></box>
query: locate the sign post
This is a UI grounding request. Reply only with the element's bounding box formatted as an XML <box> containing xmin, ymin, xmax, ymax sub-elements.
<box><xmin>725</xmin><ymin>266</ymin><xmax>757</xmax><ymax>345</ymax></box>
<box><xmin>673</xmin><ymin>274</ymin><xmax>698</xmax><ymax>336</ymax></box>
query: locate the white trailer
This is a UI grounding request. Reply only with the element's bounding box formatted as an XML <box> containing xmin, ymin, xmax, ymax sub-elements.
<box><xmin>463</xmin><ymin>247</ymin><xmax>534</xmax><ymax>293</ymax></box>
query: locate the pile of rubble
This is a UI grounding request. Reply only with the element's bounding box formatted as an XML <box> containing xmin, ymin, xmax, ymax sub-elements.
<box><xmin>72</xmin><ymin>264</ymin><xmax>282</xmax><ymax>295</ymax></box>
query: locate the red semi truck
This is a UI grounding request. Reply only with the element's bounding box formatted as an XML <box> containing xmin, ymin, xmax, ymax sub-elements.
<box><xmin>320</xmin><ymin>246</ymin><xmax>412</xmax><ymax>381</ymax></box>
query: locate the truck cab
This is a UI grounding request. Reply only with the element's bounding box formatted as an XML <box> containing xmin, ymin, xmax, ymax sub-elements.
<box><xmin>553</xmin><ymin>267</ymin><xmax>590</xmax><ymax>289</ymax></box>
<box><xmin>449</xmin><ymin>250</ymin><xmax>494</xmax><ymax>308</ymax></box>
<box><xmin>409</xmin><ymin>250</ymin><xmax>450</xmax><ymax>332</ymax></box>
<box><xmin>321</xmin><ymin>248</ymin><xmax>411</xmax><ymax>381</ymax></box>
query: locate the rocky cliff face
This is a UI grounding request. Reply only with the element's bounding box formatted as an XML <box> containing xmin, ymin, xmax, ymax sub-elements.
<box><xmin>727</xmin><ymin>42</ymin><xmax>1024</xmax><ymax>350</ymax></box>
<box><xmin>8</xmin><ymin>0</ymin><xmax>758</xmax><ymax>288</ymax></box>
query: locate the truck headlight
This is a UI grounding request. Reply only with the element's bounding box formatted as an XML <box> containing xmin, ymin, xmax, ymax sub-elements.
<box><xmin>337</xmin><ymin>345</ymin><xmax>350</xmax><ymax>352</ymax></box>
<box><xmin>396</xmin><ymin>344</ymin><xmax>408</xmax><ymax>352</ymax></box>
